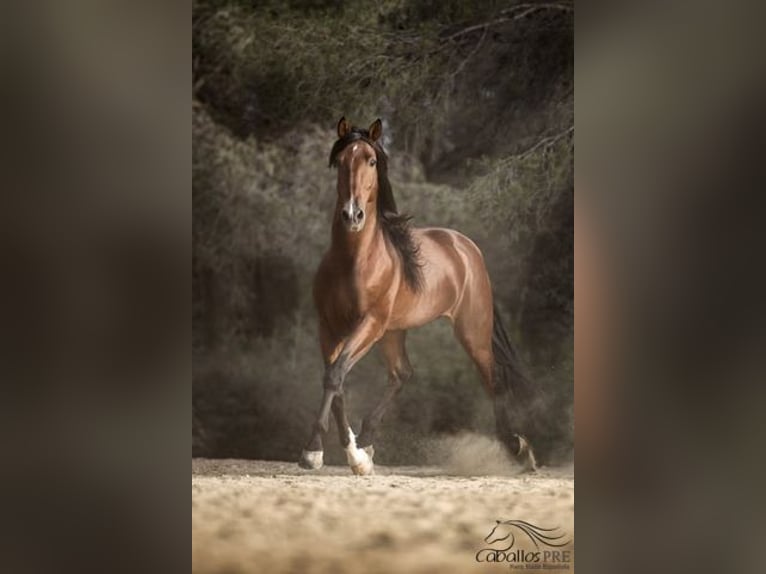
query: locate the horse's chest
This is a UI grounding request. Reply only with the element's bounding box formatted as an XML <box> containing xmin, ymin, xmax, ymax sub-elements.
<box><xmin>327</xmin><ymin>279</ymin><xmax>360</xmax><ymax>316</ymax></box>
<box><xmin>326</xmin><ymin>266</ymin><xmax>390</xmax><ymax>317</ymax></box>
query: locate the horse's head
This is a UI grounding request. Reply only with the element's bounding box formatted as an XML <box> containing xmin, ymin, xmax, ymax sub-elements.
<box><xmin>329</xmin><ymin>117</ymin><xmax>384</xmax><ymax>233</ymax></box>
<box><xmin>484</xmin><ymin>520</ymin><xmax>514</xmax><ymax>546</ymax></box>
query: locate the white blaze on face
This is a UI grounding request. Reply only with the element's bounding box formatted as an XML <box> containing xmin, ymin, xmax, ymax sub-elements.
<box><xmin>342</xmin><ymin>199</ymin><xmax>356</xmax><ymax>220</ymax></box>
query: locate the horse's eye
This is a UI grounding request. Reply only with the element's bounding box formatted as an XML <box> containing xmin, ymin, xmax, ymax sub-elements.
<box><xmin>369</xmin><ymin>158</ymin><xmax>377</xmax><ymax>167</ymax></box>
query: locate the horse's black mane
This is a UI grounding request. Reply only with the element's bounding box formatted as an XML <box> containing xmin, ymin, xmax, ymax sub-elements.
<box><xmin>329</xmin><ymin>128</ymin><xmax>423</xmax><ymax>292</ymax></box>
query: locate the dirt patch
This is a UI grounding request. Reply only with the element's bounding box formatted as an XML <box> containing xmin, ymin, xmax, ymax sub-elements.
<box><xmin>192</xmin><ymin>457</ymin><xmax>574</xmax><ymax>574</ymax></box>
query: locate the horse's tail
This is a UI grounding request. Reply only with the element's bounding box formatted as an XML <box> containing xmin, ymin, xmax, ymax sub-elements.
<box><xmin>492</xmin><ymin>304</ymin><xmax>545</xmax><ymax>467</ymax></box>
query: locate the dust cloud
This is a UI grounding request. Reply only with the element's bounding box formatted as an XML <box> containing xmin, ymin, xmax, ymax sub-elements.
<box><xmin>426</xmin><ymin>432</ymin><xmax>517</xmax><ymax>476</ymax></box>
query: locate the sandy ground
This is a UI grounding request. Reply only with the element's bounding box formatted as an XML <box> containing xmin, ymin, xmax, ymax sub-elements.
<box><xmin>193</xmin><ymin>438</ymin><xmax>574</xmax><ymax>574</ymax></box>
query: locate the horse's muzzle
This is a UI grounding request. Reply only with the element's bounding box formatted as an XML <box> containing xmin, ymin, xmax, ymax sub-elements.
<box><xmin>341</xmin><ymin>200</ymin><xmax>365</xmax><ymax>231</ymax></box>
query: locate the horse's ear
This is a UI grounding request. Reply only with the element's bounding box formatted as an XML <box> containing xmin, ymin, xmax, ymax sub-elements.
<box><xmin>337</xmin><ymin>116</ymin><xmax>351</xmax><ymax>139</ymax></box>
<box><xmin>368</xmin><ymin>118</ymin><xmax>383</xmax><ymax>142</ymax></box>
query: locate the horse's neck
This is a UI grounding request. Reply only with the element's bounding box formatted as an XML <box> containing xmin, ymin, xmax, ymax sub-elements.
<box><xmin>331</xmin><ymin>212</ymin><xmax>385</xmax><ymax>269</ymax></box>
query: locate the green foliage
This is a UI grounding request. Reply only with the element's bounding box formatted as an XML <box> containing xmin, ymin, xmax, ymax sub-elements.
<box><xmin>193</xmin><ymin>103</ymin><xmax>333</xmax><ymax>273</ymax></box>
<box><xmin>471</xmin><ymin>129</ymin><xmax>573</xmax><ymax>355</ymax></box>
<box><xmin>193</xmin><ymin>0</ymin><xmax>448</xmax><ymax>149</ymax></box>
<box><xmin>379</xmin><ymin>0</ymin><xmax>505</xmax><ymax>29</ymax></box>
<box><xmin>472</xmin><ymin>129</ymin><xmax>574</xmax><ymax>246</ymax></box>
<box><xmin>194</xmin><ymin>0</ymin><xmax>572</xmax><ymax>163</ymax></box>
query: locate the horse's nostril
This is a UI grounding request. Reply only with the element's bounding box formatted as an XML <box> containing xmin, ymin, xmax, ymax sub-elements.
<box><xmin>342</xmin><ymin>203</ymin><xmax>364</xmax><ymax>226</ymax></box>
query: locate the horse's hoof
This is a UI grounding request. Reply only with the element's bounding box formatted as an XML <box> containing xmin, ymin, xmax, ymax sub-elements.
<box><xmin>298</xmin><ymin>450</ymin><xmax>324</xmax><ymax>470</ymax></box>
<box><xmin>346</xmin><ymin>448</ymin><xmax>375</xmax><ymax>476</ymax></box>
<box><xmin>515</xmin><ymin>435</ymin><xmax>537</xmax><ymax>473</ymax></box>
<box><xmin>347</xmin><ymin>446</ymin><xmax>374</xmax><ymax>476</ymax></box>
<box><xmin>350</xmin><ymin>457</ymin><xmax>374</xmax><ymax>476</ymax></box>
<box><xmin>344</xmin><ymin>427</ymin><xmax>374</xmax><ymax>475</ymax></box>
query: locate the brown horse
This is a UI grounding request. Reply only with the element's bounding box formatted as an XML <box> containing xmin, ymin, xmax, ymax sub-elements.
<box><xmin>298</xmin><ymin>117</ymin><xmax>540</xmax><ymax>475</ymax></box>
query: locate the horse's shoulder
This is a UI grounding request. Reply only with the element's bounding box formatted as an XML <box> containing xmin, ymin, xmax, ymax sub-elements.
<box><xmin>313</xmin><ymin>252</ymin><xmax>343</xmax><ymax>298</ymax></box>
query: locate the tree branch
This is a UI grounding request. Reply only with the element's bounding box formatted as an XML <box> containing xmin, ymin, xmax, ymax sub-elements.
<box><xmin>514</xmin><ymin>126</ymin><xmax>574</xmax><ymax>161</ymax></box>
<box><xmin>450</xmin><ymin>26</ymin><xmax>488</xmax><ymax>79</ymax></box>
<box><xmin>442</xmin><ymin>3</ymin><xmax>573</xmax><ymax>42</ymax></box>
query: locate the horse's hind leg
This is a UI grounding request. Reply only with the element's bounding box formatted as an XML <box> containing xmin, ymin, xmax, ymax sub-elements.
<box><xmin>453</xmin><ymin>297</ymin><xmax>537</xmax><ymax>471</ymax></box>
<box><xmin>452</xmin><ymin>300</ymin><xmax>494</xmax><ymax>397</ymax></box>
<box><xmin>357</xmin><ymin>330</ymin><xmax>412</xmax><ymax>453</ymax></box>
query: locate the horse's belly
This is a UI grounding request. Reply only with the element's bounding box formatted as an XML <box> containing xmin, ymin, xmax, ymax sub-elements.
<box><xmin>388</xmin><ymin>265</ymin><xmax>461</xmax><ymax>329</ymax></box>
<box><xmin>387</xmin><ymin>300</ymin><xmax>446</xmax><ymax>330</ymax></box>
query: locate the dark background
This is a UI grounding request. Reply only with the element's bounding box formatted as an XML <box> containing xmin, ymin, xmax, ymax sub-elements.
<box><xmin>192</xmin><ymin>0</ymin><xmax>574</xmax><ymax>464</ymax></box>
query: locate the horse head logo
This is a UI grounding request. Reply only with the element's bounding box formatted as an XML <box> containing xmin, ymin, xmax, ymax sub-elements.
<box><xmin>483</xmin><ymin>520</ymin><xmax>570</xmax><ymax>551</ymax></box>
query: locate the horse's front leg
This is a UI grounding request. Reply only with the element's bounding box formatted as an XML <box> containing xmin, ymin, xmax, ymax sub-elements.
<box><xmin>299</xmin><ymin>315</ymin><xmax>386</xmax><ymax>474</ymax></box>
<box><xmin>330</xmin><ymin>393</ymin><xmax>373</xmax><ymax>475</ymax></box>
